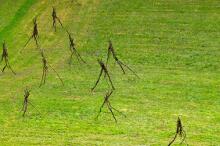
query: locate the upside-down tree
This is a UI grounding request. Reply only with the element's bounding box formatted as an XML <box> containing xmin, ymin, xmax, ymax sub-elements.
<box><xmin>21</xmin><ymin>88</ymin><xmax>40</xmax><ymax>117</ymax></box>
<box><xmin>67</xmin><ymin>31</ymin><xmax>86</xmax><ymax>64</ymax></box>
<box><xmin>96</xmin><ymin>90</ymin><xmax>126</xmax><ymax>123</ymax></box>
<box><xmin>39</xmin><ymin>49</ymin><xmax>64</xmax><ymax>87</ymax></box>
<box><xmin>52</xmin><ymin>7</ymin><xmax>65</xmax><ymax>32</ymax></box>
<box><xmin>91</xmin><ymin>59</ymin><xmax>115</xmax><ymax>91</ymax></box>
<box><xmin>106</xmin><ymin>40</ymin><xmax>139</xmax><ymax>78</ymax></box>
<box><xmin>23</xmin><ymin>17</ymin><xmax>39</xmax><ymax>50</ymax></box>
<box><xmin>1</xmin><ymin>41</ymin><xmax>16</xmax><ymax>74</ymax></box>
<box><xmin>168</xmin><ymin>117</ymin><xmax>187</xmax><ymax>146</ymax></box>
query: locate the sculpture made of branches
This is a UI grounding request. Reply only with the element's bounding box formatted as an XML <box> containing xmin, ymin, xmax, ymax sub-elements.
<box><xmin>21</xmin><ymin>88</ymin><xmax>40</xmax><ymax>117</ymax></box>
<box><xmin>168</xmin><ymin>117</ymin><xmax>187</xmax><ymax>146</ymax></box>
<box><xmin>39</xmin><ymin>49</ymin><xmax>64</xmax><ymax>87</ymax></box>
<box><xmin>23</xmin><ymin>17</ymin><xmax>39</xmax><ymax>50</ymax></box>
<box><xmin>91</xmin><ymin>59</ymin><xmax>115</xmax><ymax>91</ymax></box>
<box><xmin>52</xmin><ymin>7</ymin><xmax>65</xmax><ymax>32</ymax></box>
<box><xmin>1</xmin><ymin>41</ymin><xmax>16</xmax><ymax>74</ymax></box>
<box><xmin>67</xmin><ymin>31</ymin><xmax>86</xmax><ymax>63</ymax></box>
<box><xmin>106</xmin><ymin>40</ymin><xmax>139</xmax><ymax>78</ymax></box>
<box><xmin>96</xmin><ymin>90</ymin><xmax>126</xmax><ymax>123</ymax></box>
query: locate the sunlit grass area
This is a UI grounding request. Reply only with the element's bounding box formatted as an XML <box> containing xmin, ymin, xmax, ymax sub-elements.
<box><xmin>0</xmin><ymin>0</ymin><xmax>219</xmax><ymax>145</ymax></box>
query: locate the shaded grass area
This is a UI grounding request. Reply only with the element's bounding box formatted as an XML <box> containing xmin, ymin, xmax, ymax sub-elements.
<box><xmin>0</xmin><ymin>0</ymin><xmax>220</xmax><ymax>145</ymax></box>
<box><xmin>0</xmin><ymin>0</ymin><xmax>26</xmax><ymax>30</ymax></box>
<box><xmin>0</xmin><ymin>0</ymin><xmax>37</xmax><ymax>41</ymax></box>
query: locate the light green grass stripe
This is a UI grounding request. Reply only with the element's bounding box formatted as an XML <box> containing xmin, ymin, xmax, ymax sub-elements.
<box><xmin>0</xmin><ymin>0</ymin><xmax>37</xmax><ymax>42</ymax></box>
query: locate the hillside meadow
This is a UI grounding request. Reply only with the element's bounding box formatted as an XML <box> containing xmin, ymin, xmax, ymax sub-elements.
<box><xmin>0</xmin><ymin>0</ymin><xmax>219</xmax><ymax>145</ymax></box>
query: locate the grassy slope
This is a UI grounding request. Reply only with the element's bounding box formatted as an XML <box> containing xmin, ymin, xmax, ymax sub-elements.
<box><xmin>0</xmin><ymin>0</ymin><xmax>220</xmax><ymax>145</ymax></box>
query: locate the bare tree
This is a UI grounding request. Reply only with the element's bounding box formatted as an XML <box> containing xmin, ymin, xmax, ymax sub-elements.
<box><xmin>40</xmin><ymin>49</ymin><xmax>48</xmax><ymax>87</ymax></box>
<box><xmin>67</xmin><ymin>31</ymin><xmax>86</xmax><ymax>63</ymax></box>
<box><xmin>96</xmin><ymin>90</ymin><xmax>126</xmax><ymax>123</ymax></box>
<box><xmin>91</xmin><ymin>59</ymin><xmax>115</xmax><ymax>91</ymax></box>
<box><xmin>21</xmin><ymin>88</ymin><xmax>40</xmax><ymax>117</ymax></box>
<box><xmin>39</xmin><ymin>49</ymin><xmax>64</xmax><ymax>87</ymax></box>
<box><xmin>52</xmin><ymin>7</ymin><xmax>65</xmax><ymax>32</ymax></box>
<box><xmin>106</xmin><ymin>40</ymin><xmax>139</xmax><ymax>78</ymax></box>
<box><xmin>21</xmin><ymin>88</ymin><xmax>30</xmax><ymax>117</ymax></box>
<box><xmin>1</xmin><ymin>41</ymin><xmax>16</xmax><ymax>74</ymax></box>
<box><xmin>23</xmin><ymin>17</ymin><xmax>39</xmax><ymax>50</ymax></box>
<box><xmin>168</xmin><ymin>117</ymin><xmax>187</xmax><ymax>146</ymax></box>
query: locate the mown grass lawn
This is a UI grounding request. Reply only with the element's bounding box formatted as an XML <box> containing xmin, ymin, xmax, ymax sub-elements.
<box><xmin>0</xmin><ymin>0</ymin><xmax>219</xmax><ymax>145</ymax></box>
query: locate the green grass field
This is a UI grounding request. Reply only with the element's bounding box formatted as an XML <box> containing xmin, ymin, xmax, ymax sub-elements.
<box><xmin>0</xmin><ymin>0</ymin><xmax>220</xmax><ymax>145</ymax></box>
